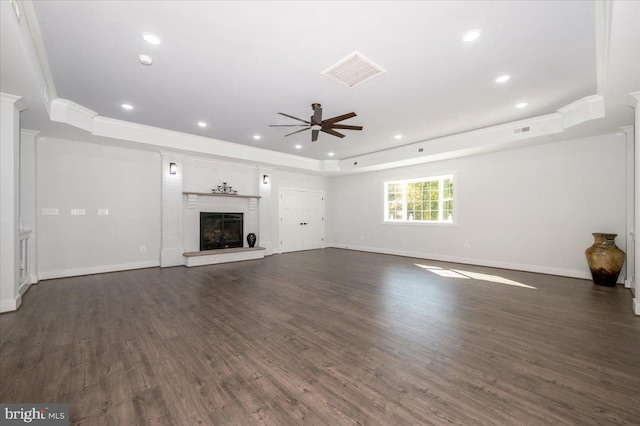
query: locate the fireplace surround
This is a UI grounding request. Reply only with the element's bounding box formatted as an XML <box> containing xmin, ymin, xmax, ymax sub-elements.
<box><xmin>200</xmin><ymin>212</ymin><xmax>243</xmax><ymax>250</ymax></box>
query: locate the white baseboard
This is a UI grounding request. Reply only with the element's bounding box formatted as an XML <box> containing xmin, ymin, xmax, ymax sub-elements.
<box><xmin>19</xmin><ymin>280</ymin><xmax>31</xmax><ymax>296</ymax></box>
<box><xmin>30</xmin><ymin>273</ymin><xmax>39</xmax><ymax>285</ymax></box>
<box><xmin>38</xmin><ymin>260</ymin><xmax>160</xmax><ymax>280</ymax></box>
<box><xmin>0</xmin><ymin>294</ymin><xmax>21</xmax><ymax>313</ymax></box>
<box><xmin>326</xmin><ymin>243</ymin><xmax>591</xmax><ymax>280</ymax></box>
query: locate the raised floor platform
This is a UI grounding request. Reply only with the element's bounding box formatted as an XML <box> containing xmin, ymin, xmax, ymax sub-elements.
<box><xmin>183</xmin><ymin>247</ymin><xmax>265</xmax><ymax>267</ymax></box>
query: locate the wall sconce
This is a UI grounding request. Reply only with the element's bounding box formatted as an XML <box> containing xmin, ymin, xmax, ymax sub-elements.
<box><xmin>169</xmin><ymin>163</ymin><xmax>177</xmax><ymax>175</ymax></box>
<box><xmin>263</xmin><ymin>174</ymin><xmax>270</xmax><ymax>184</ymax></box>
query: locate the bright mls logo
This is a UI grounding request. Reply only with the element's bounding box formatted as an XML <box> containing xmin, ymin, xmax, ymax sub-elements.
<box><xmin>1</xmin><ymin>404</ymin><xmax>68</xmax><ymax>425</ymax></box>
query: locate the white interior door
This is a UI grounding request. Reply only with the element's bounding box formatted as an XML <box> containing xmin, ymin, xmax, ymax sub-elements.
<box><xmin>280</xmin><ymin>189</ymin><xmax>325</xmax><ymax>253</ymax></box>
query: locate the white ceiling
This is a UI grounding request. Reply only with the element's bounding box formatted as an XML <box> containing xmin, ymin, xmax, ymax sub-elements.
<box><xmin>27</xmin><ymin>0</ymin><xmax>603</xmax><ymax>161</ymax></box>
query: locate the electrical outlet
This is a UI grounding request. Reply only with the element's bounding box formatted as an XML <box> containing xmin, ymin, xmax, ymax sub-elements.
<box><xmin>464</xmin><ymin>243</ymin><xmax>470</xmax><ymax>249</ymax></box>
<box><xmin>98</xmin><ymin>209</ymin><xmax>109</xmax><ymax>216</ymax></box>
<box><xmin>71</xmin><ymin>209</ymin><xmax>86</xmax><ymax>215</ymax></box>
<box><xmin>42</xmin><ymin>208</ymin><xmax>58</xmax><ymax>215</ymax></box>
<box><xmin>140</xmin><ymin>245</ymin><xmax>146</xmax><ymax>252</ymax></box>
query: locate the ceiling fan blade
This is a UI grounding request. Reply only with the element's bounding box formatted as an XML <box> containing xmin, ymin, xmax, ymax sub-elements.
<box><xmin>277</xmin><ymin>112</ymin><xmax>310</xmax><ymax>124</ymax></box>
<box><xmin>330</xmin><ymin>124</ymin><xmax>363</xmax><ymax>131</ymax></box>
<box><xmin>321</xmin><ymin>128</ymin><xmax>346</xmax><ymax>138</ymax></box>
<box><xmin>312</xmin><ymin>129</ymin><xmax>319</xmax><ymax>142</ymax></box>
<box><xmin>323</xmin><ymin>112</ymin><xmax>356</xmax><ymax>124</ymax></box>
<box><xmin>312</xmin><ymin>106</ymin><xmax>322</xmax><ymax>124</ymax></box>
<box><xmin>284</xmin><ymin>127</ymin><xmax>311</xmax><ymax>137</ymax></box>
<box><xmin>269</xmin><ymin>124</ymin><xmax>309</xmax><ymax>127</ymax></box>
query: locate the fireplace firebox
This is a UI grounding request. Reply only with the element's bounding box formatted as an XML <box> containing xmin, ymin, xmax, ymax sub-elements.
<box><xmin>200</xmin><ymin>212</ymin><xmax>243</xmax><ymax>250</ymax></box>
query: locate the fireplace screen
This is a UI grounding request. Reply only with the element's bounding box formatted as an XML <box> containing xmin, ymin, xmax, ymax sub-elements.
<box><xmin>200</xmin><ymin>213</ymin><xmax>243</xmax><ymax>250</ymax></box>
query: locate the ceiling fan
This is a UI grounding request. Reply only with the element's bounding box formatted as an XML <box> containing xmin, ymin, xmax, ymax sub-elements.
<box><xmin>269</xmin><ymin>103</ymin><xmax>363</xmax><ymax>142</ymax></box>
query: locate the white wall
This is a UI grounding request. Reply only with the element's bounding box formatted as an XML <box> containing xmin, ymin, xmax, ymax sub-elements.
<box><xmin>37</xmin><ymin>137</ymin><xmax>161</xmax><ymax>278</ymax></box>
<box><xmin>327</xmin><ymin>132</ymin><xmax>627</xmax><ymax>279</ymax></box>
<box><xmin>271</xmin><ymin>170</ymin><xmax>328</xmax><ymax>253</ymax></box>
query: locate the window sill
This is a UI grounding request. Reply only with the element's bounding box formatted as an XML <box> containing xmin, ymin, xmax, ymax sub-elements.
<box><xmin>382</xmin><ymin>220</ymin><xmax>457</xmax><ymax>227</ymax></box>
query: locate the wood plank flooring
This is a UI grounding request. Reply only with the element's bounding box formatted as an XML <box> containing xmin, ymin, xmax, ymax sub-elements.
<box><xmin>1</xmin><ymin>248</ymin><xmax>639</xmax><ymax>425</ymax></box>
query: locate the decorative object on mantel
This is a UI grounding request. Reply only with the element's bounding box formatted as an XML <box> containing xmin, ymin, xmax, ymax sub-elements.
<box><xmin>212</xmin><ymin>182</ymin><xmax>238</xmax><ymax>195</ymax></box>
<box><xmin>247</xmin><ymin>233</ymin><xmax>257</xmax><ymax>248</ymax></box>
<box><xmin>585</xmin><ymin>233</ymin><xmax>626</xmax><ymax>287</ymax></box>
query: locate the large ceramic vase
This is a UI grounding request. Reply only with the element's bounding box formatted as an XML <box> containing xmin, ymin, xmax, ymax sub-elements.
<box><xmin>247</xmin><ymin>233</ymin><xmax>257</xmax><ymax>248</ymax></box>
<box><xmin>585</xmin><ymin>233</ymin><xmax>625</xmax><ymax>287</ymax></box>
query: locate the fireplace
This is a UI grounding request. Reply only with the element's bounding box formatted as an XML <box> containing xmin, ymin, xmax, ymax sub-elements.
<box><xmin>200</xmin><ymin>212</ymin><xmax>243</xmax><ymax>250</ymax></box>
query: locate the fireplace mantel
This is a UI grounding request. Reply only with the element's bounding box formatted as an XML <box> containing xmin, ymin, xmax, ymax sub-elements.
<box><xmin>183</xmin><ymin>191</ymin><xmax>261</xmax><ymax>199</ymax></box>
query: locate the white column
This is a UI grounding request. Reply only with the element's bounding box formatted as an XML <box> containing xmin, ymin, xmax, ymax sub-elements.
<box><xmin>622</xmin><ymin>125</ymin><xmax>634</xmax><ymax>289</ymax></box>
<box><xmin>1</xmin><ymin>93</ymin><xmax>26</xmax><ymax>312</ymax></box>
<box><xmin>258</xmin><ymin>166</ymin><xmax>274</xmax><ymax>255</ymax></box>
<box><xmin>20</xmin><ymin>129</ymin><xmax>39</xmax><ymax>285</ymax></box>
<box><xmin>160</xmin><ymin>152</ymin><xmax>184</xmax><ymax>267</ymax></box>
<box><xmin>629</xmin><ymin>92</ymin><xmax>640</xmax><ymax>315</ymax></box>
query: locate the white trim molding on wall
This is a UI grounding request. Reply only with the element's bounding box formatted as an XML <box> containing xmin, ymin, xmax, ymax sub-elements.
<box><xmin>628</xmin><ymin>91</ymin><xmax>640</xmax><ymax>315</ymax></box>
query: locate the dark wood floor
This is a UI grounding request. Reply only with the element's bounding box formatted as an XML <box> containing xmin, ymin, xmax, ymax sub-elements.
<box><xmin>1</xmin><ymin>249</ymin><xmax>639</xmax><ymax>425</ymax></box>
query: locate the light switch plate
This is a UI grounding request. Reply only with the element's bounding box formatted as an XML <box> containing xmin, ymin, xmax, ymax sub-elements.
<box><xmin>98</xmin><ymin>209</ymin><xmax>109</xmax><ymax>216</ymax></box>
<box><xmin>42</xmin><ymin>208</ymin><xmax>58</xmax><ymax>215</ymax></box>
<box><xmin>70</xmin><ymin>209</ymin><xmax>86</xmax><ymax>216</ymax></box>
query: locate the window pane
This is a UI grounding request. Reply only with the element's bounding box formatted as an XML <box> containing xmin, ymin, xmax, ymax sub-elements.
<box><xmin>385</xmin><ymin>176</ymin><xmax>453</xmax><ymax>223</ymax></box>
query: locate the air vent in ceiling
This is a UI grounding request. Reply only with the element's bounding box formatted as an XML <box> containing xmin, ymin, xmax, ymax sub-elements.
<box><xmin>514</xmin><ymin>126</ymin><xmax>531</xmax><ymax>134</ymax></box>
<box><xmin>321</xmin><ymin>51</ymin><xmax>386</xmax><ymax>88</ymax></box>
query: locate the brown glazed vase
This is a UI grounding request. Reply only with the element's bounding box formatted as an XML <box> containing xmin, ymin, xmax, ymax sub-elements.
<box><xmin>584</xmin><ymin>233</ymin><xmax>625</xmax><ymax>287</ymax></box>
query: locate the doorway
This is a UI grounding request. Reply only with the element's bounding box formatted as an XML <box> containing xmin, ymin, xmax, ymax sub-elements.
<box><xmin>279</xmin><ymin>189</ymin><xmax>325</xmax><ymax>253</ymax></box>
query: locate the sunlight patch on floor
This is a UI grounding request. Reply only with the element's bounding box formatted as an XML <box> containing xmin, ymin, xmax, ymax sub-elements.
<box><xmin>415</xmin><ymin>264</ymin><xmax>537</xmax><ymax>289</ymax></box>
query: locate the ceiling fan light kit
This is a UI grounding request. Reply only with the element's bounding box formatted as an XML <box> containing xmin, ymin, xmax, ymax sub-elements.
<box><xmin>269</xmin><ymin>103</ymin><xmax>363</xmax><ymax>142</ymax></box>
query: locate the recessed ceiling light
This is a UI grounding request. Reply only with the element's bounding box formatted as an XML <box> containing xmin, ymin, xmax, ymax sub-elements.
<box><xmin>328</xmin><ymin>152</ymin><xmax>335</xmax><ymax>157</ymax></box>
<box><xmin>253</xmin><ymin>135</ymin><xmax>261</xmax><ymax>140</ymax></box>
<box><xmin>121</xmin><ymin>103</ymin><xmax>133</xmax><ymax>110</ymax></box>
<box><xmin>138</xmin><ymin>54</ymin><xmax>153</xmax><ymax>66</ymax></box>
<box><xmin>197</xmin><ymin>122</ymin><xmax>207</xmax><ymax>128</ymax></box>
<box><xmin>295</xmin><ymin>144</ymin><xmax>302</xmax><ymax>149</ymax></box>
<box><xmin>495</xmin><ymin>74</ymin><xmax>510</xmax><ymax>83</ymax></box>
<box><xmin>462</xmin><ymin>29</ymin><xmax>481</xmax><ymax>42</ymax></box>
<box><xmin>515</xmin><ymin>102</ymin><xmax>529</xmax><ymax>109</ymax></box>
<box><xmin>142</xmin><ymin>32</ymin><xmax>161</xmax><ymax>45</ymax></box>
<box><xmin>394</xmin><ymin>134</ymin><xmax>402</xmax><ymax>140</ymax></box>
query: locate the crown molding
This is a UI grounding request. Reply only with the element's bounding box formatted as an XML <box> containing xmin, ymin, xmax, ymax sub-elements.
<box><xmin>50</xmin><ymin>98</ymin><xmax>97</xmax><ymax>132</ymax></box>
<box><xmin>338</xmin><ymin>95</ymin><xmax>604</xmax><ymax>173</ymax></box>
<box><xmin>594</xmin><ymin>0</ymin><xmax>614</xmax><ymax>96</ymax></box>
<box><xmin>18</xmin><ymin>0</ymin><xmax>58</xmax><ymax>113</ymax></box>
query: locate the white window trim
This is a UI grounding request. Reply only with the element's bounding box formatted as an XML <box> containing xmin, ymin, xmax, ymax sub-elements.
<box><xmin>383</xmin><ymin>174</ymin><xmax>457</xmax><ymax>226</ymax></box>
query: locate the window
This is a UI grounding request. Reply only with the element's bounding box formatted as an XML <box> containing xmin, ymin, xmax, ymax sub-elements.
<box><xmin>384</xmin><ymin>174</ymin><xmax>454</xmax><ymax>223</ymax></box>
